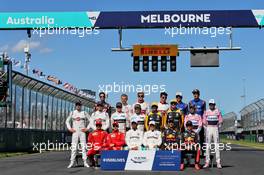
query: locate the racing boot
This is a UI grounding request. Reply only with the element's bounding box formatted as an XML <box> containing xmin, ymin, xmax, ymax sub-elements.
<box><xmin>217</xmin><ymin>163</ymin><xmax>222</xmax><ymax>169</ymax></box>
<box><xmin>88</xmin><ymin>157</ymin><xmax>95</xmax><ymax>167</ymax></box>
<box><xmin>180</xmin><ymin>163</ymin><xmax>185</xmax><ymax>171</ymax></box>
<box><xmin>195</xmin><ymin>164</ymin><xmax>200</xmax><ymax>170</ymax></box>
<box><xmin>83</xmin><ymin>161</ymin><xmax>90</xmax><ymax>168</ymax></box>
<box><xmin>203</xmin><ymin>162</ymin><xmax>210</xmax><ymax>168</ymax></box>
<box><xmin>67</xmin><ymin>161</ymin><xmax>75</xmax><ymax>168</ymax></box>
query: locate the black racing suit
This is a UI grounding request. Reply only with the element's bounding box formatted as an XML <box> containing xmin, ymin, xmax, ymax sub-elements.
<box><xmin>145</xmin><ymin>112</ymin><xmax>163</xmax><ymax>131</ymax></box>
<box><xmin>161</xmin><ymin>128</ymin><xmax>182</xmax><ymax>150</ymax></box>
<box><xmin>181</xmin><ymin>130</ymin><xmax>200</xmax><ymax>164</ymax></box>
<box><xmin>165</xmin><ymin>109</ymin><xmax>184</xmax><ymax>132</ymax></box>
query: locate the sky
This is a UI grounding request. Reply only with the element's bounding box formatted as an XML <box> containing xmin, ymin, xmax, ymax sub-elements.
<box><xmin>0</xmin><ymin>0</ymin><xmax>264</xmax><ymax>117</ymax></box>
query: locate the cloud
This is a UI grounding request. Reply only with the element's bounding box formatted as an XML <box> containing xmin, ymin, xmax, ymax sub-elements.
<box><xmin>9</xmin><ymin>39</ymin><xmax>53</xmax><ymax>54</ymax></box>
<box><xmin>0</xmin><ymin>44</ymin><xmax>9</xmax><ymax>51</ymax></box>
<box><xmin>12</xmin><ymin>39</ymin><xmax>41</xmax><ymax>53</ymax></box>
<box><xmin>39</xmin><ymin>47</ymin><xmax>53</xmax><ymax>54</ymax></box>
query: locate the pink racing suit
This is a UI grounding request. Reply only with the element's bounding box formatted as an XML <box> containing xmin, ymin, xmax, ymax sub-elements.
<box><xmin>203</xmin><ymin>108</ymin><xmax>223</xmax><ymax>164</ymax></box>
<box><xmin>184</xmin><ymin>113</ymin><xmax>202</xmax><ymax>134</ymax></box>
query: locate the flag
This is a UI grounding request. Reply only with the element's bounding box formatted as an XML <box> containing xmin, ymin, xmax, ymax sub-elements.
<box><xmin>47</xmin><ymin>75</ymin><xmax>62</xmax><ymax>85</ymax></box>
<box><xmin>72</xmin><ymin>87</ymin><xmax>78</xmax><ymax>93</ymax></box>
<box><xmin>63</xmin><ymin>83</ymin><xmax>71</xmax><ymax>89</ymax></box>
<box><xmin>32</xmin><ymin>69</ymin><xmax>45</xmax><ymax>78</ymax></box>
<box><xmin>12</xmin><ymin>59</ymin><xmax>21</xmax><ymax>67</ymax></box>
<box><xmin>68</xmin><ymin>84</ymin><xmax>74</xmax><ymax>91</ymax></box>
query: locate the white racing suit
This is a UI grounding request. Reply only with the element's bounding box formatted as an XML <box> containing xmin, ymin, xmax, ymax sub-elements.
<box><xmin>122</xmin><ymin>103</ymin><xmax>132</xmax><ymax>127</ymax></box>
<box><xmin>65</xmin><ymin>110</ymin><xmax>90</xmax><ymax>162</ymax></box>
<box><xmin>111</xmin><ymin>111</ymin><xmax>128</xmax><ymax>133</ymax></box>
<box><xmin>158</xmin><ymin>102</ymin><xmax>170</xmax><ymax>116</ymax></box>
<box><xmin>132</xmin><ymin>101</ymin><xmax>149</xmax><ymax>115</ymax></box>
<box><xmin>143</xmin><ymin>130</ymin><xmax>162</xmax><ymax>150</ymax></box>
<box><xmin>129</xmin><ymin>113</ymin><xmax>146</xmax><ymax>132</ymax></box>
<box><xmin>203</xmin><ymin>108</ymin><xmax>223</xmax><ymax>164</ymax></box>
<box><xmin>125</xmin><ymin>129</ymin><xmax>143</xmax><ymax>150</ymax></box>
<box><xmin>88</xmin><ymin>111</ymin><xmax>110</xmax><ymax>131</ymax></box>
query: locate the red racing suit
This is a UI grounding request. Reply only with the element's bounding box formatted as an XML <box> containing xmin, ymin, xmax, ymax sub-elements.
<box><xmin>87</xmin><ymin>129</ymin><xmax>108</xmax><ymax>156</ymax></box>
<box><xmin>106</xmin><ymin>130</ymin><xmax>125</xmax><ymax>150</ymax></box>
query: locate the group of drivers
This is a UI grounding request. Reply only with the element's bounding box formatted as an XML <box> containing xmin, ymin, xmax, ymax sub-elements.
<box><xmin>66</xmin><ymin>89</ymin><xmax>223</xmax><ymax>171</ymax></box>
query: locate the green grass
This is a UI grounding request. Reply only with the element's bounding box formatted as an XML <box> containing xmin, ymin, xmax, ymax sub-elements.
<box><xmin>221</xmin><ymin>138</ymin><xmax>264</xmax><ymax>150</ymax></box>
<box><xmin>0</xmin><ymin>152</ymin><xmax>29</xmax><ymax>159</ymax></box>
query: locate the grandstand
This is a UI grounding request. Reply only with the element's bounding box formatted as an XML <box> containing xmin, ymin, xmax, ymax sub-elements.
<box><xmin>0</xmin><ymin>71</ymin><xmax>95</xmax><ymax>151</ymax></box>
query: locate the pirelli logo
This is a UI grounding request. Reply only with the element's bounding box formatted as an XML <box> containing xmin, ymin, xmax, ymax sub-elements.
<box><xmin>133</xmin><ymin>45</ymin><xmax>178</xmax><ymax>56</ymax></box>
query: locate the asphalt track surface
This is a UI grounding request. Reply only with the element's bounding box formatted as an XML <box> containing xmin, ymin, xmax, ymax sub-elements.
<box><xmin>0</xmin><ymin>145</ymin><xmax>263</xmax><ymax>175</ymax></box>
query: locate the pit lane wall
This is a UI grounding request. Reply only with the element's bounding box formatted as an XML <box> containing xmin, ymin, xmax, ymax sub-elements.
<box><xmin>101</xmin><ymin>150</ymin><xmax>181</xmax><ymax>171</ymax></box>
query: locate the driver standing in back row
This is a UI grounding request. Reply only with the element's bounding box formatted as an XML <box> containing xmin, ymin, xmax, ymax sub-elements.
<box><xmin>66</xmin><ymin>101</ymin><xmax>90</xmax><ymax>168</ymax></box>
<box><xmin>130</xmin><ymin>104</ymin><xmax>146</xmax><ymax>132</ymax></box>
<box><xmin>175</xmin><ymin>92</ymin><xmax>188</xmax><ymax>116</ymax></box>
<box><xmin>98</xmin><ymin>92</ymin><xmax>111</xmax><ymax>116</ymax></box>
<box><xmin>158</xmin><ymin>92</ymin><xmax>170</xmax><ymax>117</ymax></box>
<box><xmin>121</xmin><ymin>94</ymin><xmax>133</xmax><ymax>130</ymax></box>
<box><xmin>145</xmin><ymin>102</ymin><xmax>163</xmax><ymax>131</ymax></box>
<box><xmin>203</xmin><ymin>99</ymin><xmax>223</xmax><ymax>169</ymax></box>
<box><xmin>111</xmin><ymin>102</ymin><xmax>127</xmax><ymax>133</ymax></box>
<box><xmin>133</xmin><ymin>92</ymin><xmax>149</xmax><ymax>115</ymax></box>
<box><xmin>89</xmin><ymin>101</ymin><xmax>110</xmax><ymax>132</ymax></box>
<box><xmin>164</xmin><ymin>99</ymin><xmax>184</xmax><ymax>132</ymax></box>
<box><xmin>189</xmin><ymin>89</ymin><xmax>206</xmax><ymax>155</ymax></box>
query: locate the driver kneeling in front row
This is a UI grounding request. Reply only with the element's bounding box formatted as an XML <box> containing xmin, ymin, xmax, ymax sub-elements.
<box><xmin>180</xmin><ymin>120</ymin><xmax>201</xmax><ymax>171</ymax></box>
<box><xmin>161</xmin><ymin>119</ymin><xmax>182</xmax><ymax>150</ymax></box>
<box><xmin>87</xmin><ymin>119</ymin><xmax>108</xmax><ymax>167</ymax></box>
<box><xmin>106</xmin><ymin>121</ymin><xmax>125</xmax><ymax>150</ymax></box>
<box><xmin>143</xmin><ymin>121</ymin><xmax>162</xmax><ymax>150</ymax></box>
<box><xmin>125</xmin><ymin>119</ymin><xmax>143</xmax><ymax>150</ymax></box>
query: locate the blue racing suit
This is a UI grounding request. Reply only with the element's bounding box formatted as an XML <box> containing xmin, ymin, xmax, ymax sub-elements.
<box><xmin>189</xmin><ymin>99</ymin><xmax>206</xmax><ymax>116</ymax></box>
<box><xmin>176</xmin><ymin>101</ymin><xmax>188</xmax><ymax>115</ymax></box>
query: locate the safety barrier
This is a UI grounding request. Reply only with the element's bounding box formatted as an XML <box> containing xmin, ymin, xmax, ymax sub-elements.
<box><xmin>0</xmin><ymin>128</ymin><xmax>66</xmax><ymax>152</ymax></box>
